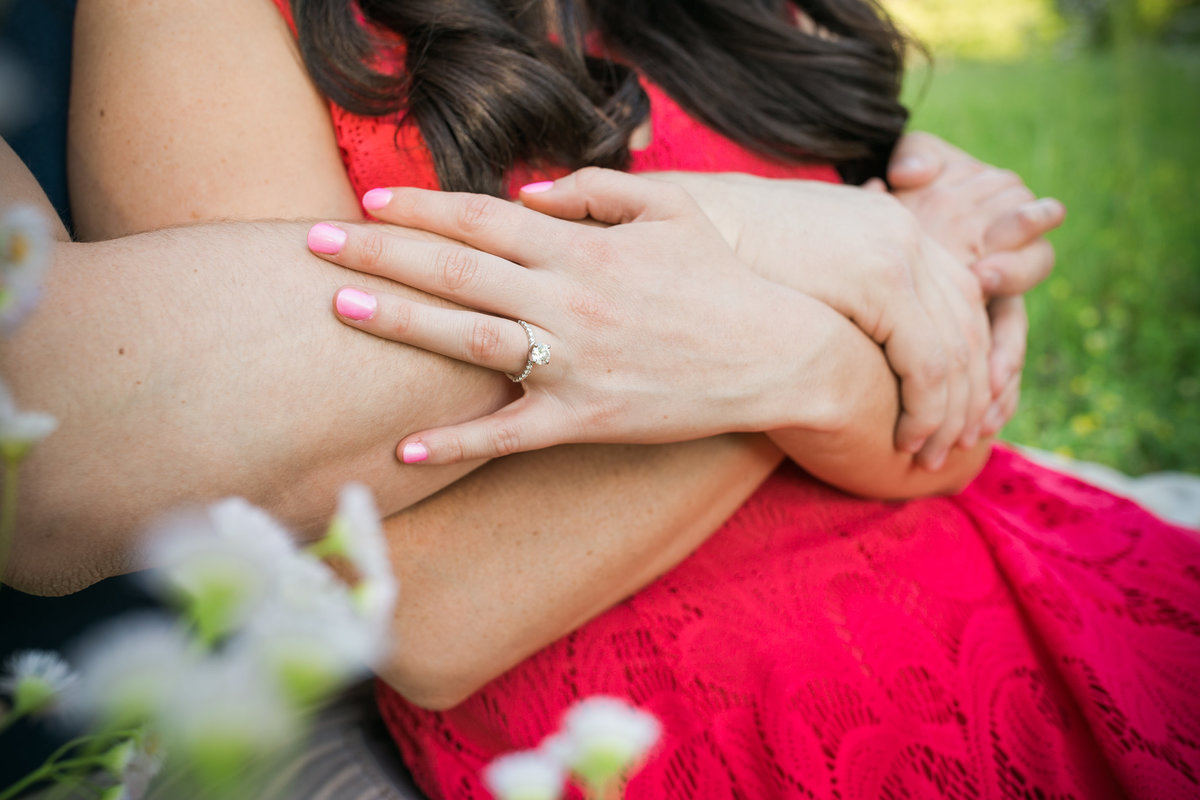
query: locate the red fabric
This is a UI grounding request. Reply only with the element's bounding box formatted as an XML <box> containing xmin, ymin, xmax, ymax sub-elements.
<box><xmin>379</xmin><ymin>449</ymin><xmax>1199</xmax><ymax>799</ymax></box>
<box><xmin>269</xmin><ymin>4</ymin><xmax>1200</xmax><ymax>795</ymax></box>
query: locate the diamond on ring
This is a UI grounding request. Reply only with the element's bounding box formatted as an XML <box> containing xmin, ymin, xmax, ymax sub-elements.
<box><xmin>508</xmin><ymin>320</ymin><xmax>551</xmax><ymax>383</ymax></box>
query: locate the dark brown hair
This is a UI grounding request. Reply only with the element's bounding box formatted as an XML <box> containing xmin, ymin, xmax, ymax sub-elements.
<box><xmin>291</xmin><ymin>0</ymin><xmax>910</xmax><ymax>193</ymax></box>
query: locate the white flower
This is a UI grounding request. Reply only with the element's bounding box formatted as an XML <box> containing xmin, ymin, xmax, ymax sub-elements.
<box><xmin>0</xmin><ymin>204</ymin><xmax>52</xmax><ymax>332</ymax></box>
<box><xmin>538</xmin><ymin>732</ymin><xmax>573</xmax><ymax>767</ymax></box>
<box><xmin>0</xmin><ymin>649</ymin><xmax>77</xmax><ymax>717</ymax></box>
<box><xmin>157</xmin><ymin>644</ymin><xmax>298</xmax><ymax>782</ymax></box>
<box><xmin>322</xmin><ymin>483</ymin><xmax>398</xmax><ymax>626</ymax></box>
<box><xmin>241</xmin><ymin>554</ymin><xmax>378</xmax><ymax>705</ymax></box>
<box><xmin>0</xmin><ymin>377</ymin><xmax>56</xmax><ymax>464</ymax></box>
<box><xmin>143</xmin><ymin>498</ymin><xmax>304</xmax><ymax>642</ymax></box>
<box><xmin>145</xmin><ymin>493</ymin><xmax>391</xmax><ymax>704</ymax></box>
<box><xmin>555</xmin><ymin>696</ymin><xmax>662</xmax><ymax>788</ymax></box>
<box><xmin>482</xmin><ymin>749</ymin><xmax>566</xmax><ymax>800</ymax></box>
<box><xmin>69</xmin><ymin>613</ymin><xmax>194</xmax><ymax>728</ymax></box>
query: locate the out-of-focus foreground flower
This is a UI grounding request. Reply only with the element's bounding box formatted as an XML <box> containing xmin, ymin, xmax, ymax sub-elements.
<box><xmin>0</xmin><ymin>204</ymin><xmax>51</xmax><ymax>333</ymax></box>
<box><xmin>2</xmin><ymin>485</ymin><xmax>396</xmax><ymax>799</ymax></box>
<box><xmin>484</xmin><ymin>696</ymin><xmax>662</xmax><ymax>800</ymax></box>
<box><xmin>0</xmin><ymin>378</ymin><xmax>56</xmax><ymax>465</ymax></box>
<box><xmin>483</xmin><ymin>750</ymin><xmax>567</xmax><ymax>800</ymax></box>
<box><xmin>0</xmin><ymin>650</ymin><xmax>77</xmax><ymax>723</ymax></box>
<box><xmin>554</xmin><ymin>696</ymin><xmax>661</xmax><ymax>792</ymax></box>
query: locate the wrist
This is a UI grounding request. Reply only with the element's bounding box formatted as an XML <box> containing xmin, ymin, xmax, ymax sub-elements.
<box><xmin>742</xmin><ymin>283</ymin><xmax>859</xmax><ymax>434</ymax></box>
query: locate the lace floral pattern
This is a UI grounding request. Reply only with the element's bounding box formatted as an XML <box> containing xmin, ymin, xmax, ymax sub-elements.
<box><xmin>381</xmin><ymin>450</ymin><xmax>1197</xmax><ymax>798</ymax></box>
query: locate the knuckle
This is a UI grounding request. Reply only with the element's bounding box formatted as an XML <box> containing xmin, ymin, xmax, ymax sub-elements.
<box><xmin>948</xmin><ymin>341</ymin><xmax>971</xmax><ymax>371</ymax></box>
<box><xmin>457</xmin><ymin>193</ymin><xmax>498</xmax><ymax>233</ymax></box>
<box><xmin>358</xmin><ymin>231</ymin><xmax>389</xmax><ymax>272</ymax></box>
<box><xmin>963</xmin><ymin>323</ymin><xmax>983</xmax><ymax>353</ymax></box>
<box><xmin>435</xmin><ymin>246</ymin><xmax>481</xmax><ymax>292</ymax></box>
<box><xmin>574</xmin><ymin>232</ymin><xmax>618</xmax><ymax>271</ymax></box>
<box><xmin>903</xmin><ymin>413</ymin><xmax>940</xmax><ymax>443</ymax></box>
<box><xmin>913</xmin><ymin>422</ymin><xmax>940</xmax><ymax>442</ymax></box>
<box><xmin>467</xmin><ymin>318</ymin><xmax>505</xmax><ymax>362</ymax></box>
<box><xmin>389</xmin><ymin>301</ymin><xmax>414</xmax><ymax>337</ymax></box>
<box><xmin>918</xmin><ymin>353</ymin><xmax>949</xmax><ymax>387</ymax></box>
<box><xmin>966</xmin><ymin>232</ymin><xmax>987</xmax><ymax>261</ymax></box>
<box><xmin>488</xmin><ymin>424</ymin><xmax>521</xmax><ymax>458</ymax></box>
<box><xmin>566</xmin><ymin>288</ymin><xmax>615</xmax><ymax>326</ymax></box>
<box><xmin>447</xmin><ymin>435</ymin><xmax>468</xmax><ymax>464</ymax></box>
<box><xmin>991</xmin><ymin>168</ymin><xmax>1022</xmax><ymax>189</ymax></box>
<box><xmin>574</xmin><ymin>166</ymin><xmax>608</xmax><ymax>193</ymax></box>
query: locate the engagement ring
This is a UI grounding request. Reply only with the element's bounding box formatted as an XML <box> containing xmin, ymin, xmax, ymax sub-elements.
<box><xmin>508</xmin><ymin>320</ymin><xmax>551</xmax><ymax>382</ymax></box>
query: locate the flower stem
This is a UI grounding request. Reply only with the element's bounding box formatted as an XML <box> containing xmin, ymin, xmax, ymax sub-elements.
<box><xmin>0</xmin><ymin>707</ymin><xmax>25</xmax><ymax>736</ymax></box>
<box><xmin>0</xmin><ymin>764</ymin><xmax>52</xmax><ymax>800</ymax></box>
<box><xmin>0</xmin><ymin>457</ymin><xmax>20</xmax><ymax>591</ymax></box>
<box><xmin>0</xmin><ymin>729</ymin><xmax>139</xmax><ymax>800</ymax></box>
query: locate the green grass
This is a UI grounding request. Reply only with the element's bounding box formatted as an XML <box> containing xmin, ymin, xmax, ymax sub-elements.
<box><xmin>903</xmin><ymin>45</ymin><xmax>1200</xmax><ymax>474</ymax></box>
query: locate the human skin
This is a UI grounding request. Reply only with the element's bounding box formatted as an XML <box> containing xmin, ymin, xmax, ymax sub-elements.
<box><xmin>48</xmin><ymin>0</ymin><xmax>1044</xmax><ymax>708</ymax></box>
<box><xmin>2</xmin><ymin>142</ymin><xmax>786</xmax><ymax>713</ymax></box>
<box><xmin>305</xmin><ymin>172</ymin><xmax>992</xmax><ymax>492</ymax></box>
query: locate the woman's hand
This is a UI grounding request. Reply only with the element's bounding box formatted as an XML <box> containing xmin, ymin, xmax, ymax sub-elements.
<box><xmin>653</xmin><ymin>172</ymin><xmax>993</xmax><ymax>470</ymax></box>
<box><xmin>308</xmin><ymin>168</ymin><xmax>847</xmax><ymax>465</ymax></box>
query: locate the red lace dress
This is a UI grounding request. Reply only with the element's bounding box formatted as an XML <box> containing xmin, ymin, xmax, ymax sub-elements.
<box><xmin>270</xmin><ymin>6</ymin><xmax>1200</xmax><ymax>796</ymax></box>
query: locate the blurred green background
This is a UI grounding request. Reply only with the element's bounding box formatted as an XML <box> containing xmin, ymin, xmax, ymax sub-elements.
<box><xmin>883</xmin><ymin>0</ymin><xmax>1200</xmax><ymax>474</ymax></box>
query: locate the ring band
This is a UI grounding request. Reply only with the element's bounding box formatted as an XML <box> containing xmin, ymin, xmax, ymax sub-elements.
<box><xmin>508</xmin><ymin>320</ymin><xmax>551</xmax><ymax>383</ymax></box>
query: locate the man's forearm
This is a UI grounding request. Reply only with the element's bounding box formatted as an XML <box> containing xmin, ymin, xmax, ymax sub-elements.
<box><xmin>0</xmin><ymin>219</ymin><xmax>516</xmax><ymax>593</ymax></box>
<box><xmin>769</xmin><ymin>306</ymin><xmax>991</xmax><ymax>499</ymax></box>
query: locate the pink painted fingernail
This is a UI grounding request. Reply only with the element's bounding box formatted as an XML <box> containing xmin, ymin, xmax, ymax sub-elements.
<box><xmin>308</xmin><ymin>223</ymin><xmax>347</xmax><ymax>255</ymax></box>
<box><xmin>402</xmin><ymin>442</ymin><xmax>429</xmax><ymax>464</ymax></box>
<box><xmin>520</xmin><ymin>181</ymin><xmax>555</xmax><ymax>194</ymax></box>
<box><xmin>362</xmin><ymin>188</ymin><xmax>394</xmax><ymax>211</ymax></box>
<box><xmin>335</xmin><ymin>288</ymin><xmax>376</xmax><ymax>321</ymax></box>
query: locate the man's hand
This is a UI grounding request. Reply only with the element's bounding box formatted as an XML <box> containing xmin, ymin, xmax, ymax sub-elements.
<box><xmin>876</xmin><ymin>132</ymin><xmax>1066</xmax><ymax>436</ymax></box>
